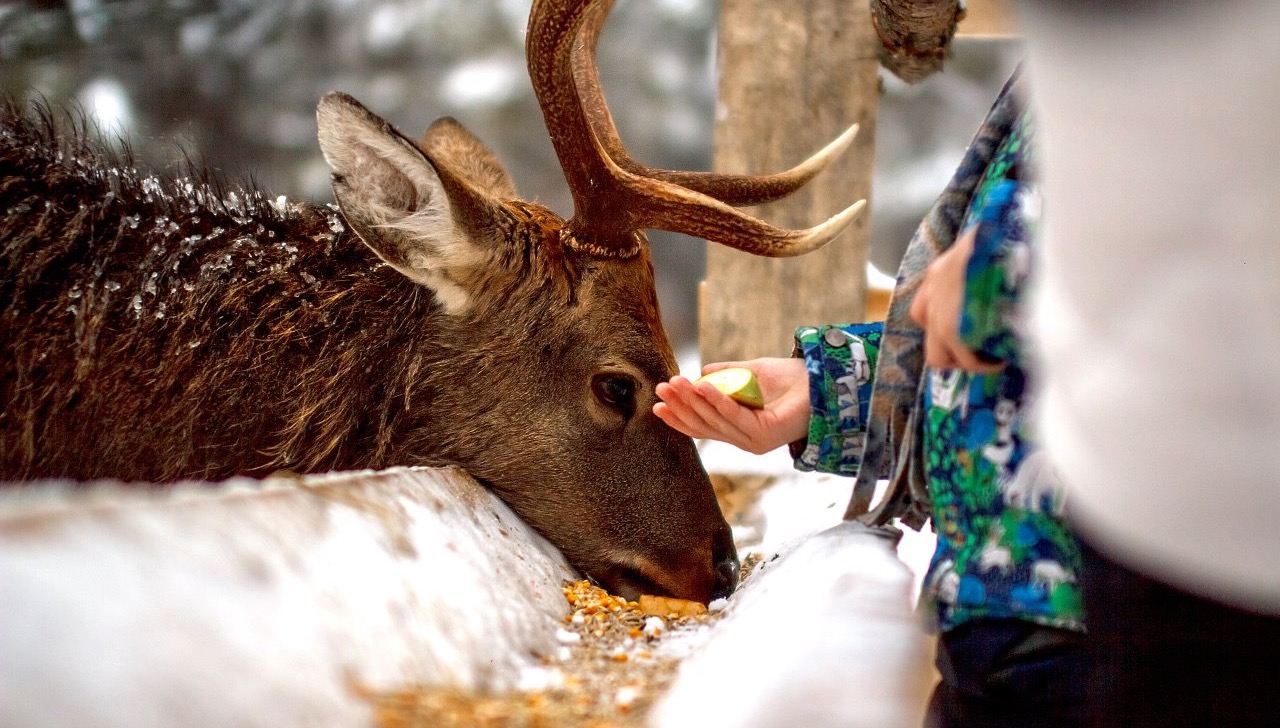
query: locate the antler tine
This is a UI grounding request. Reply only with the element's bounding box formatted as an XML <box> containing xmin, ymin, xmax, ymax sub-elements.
<box><xmin>620</xmin><ymin>155</ymin><xmax>868</xmax><ymax>257</ymax></box>
<box><xmin>572</xmin><ymin>0</ymin><xmax>860</xmax><ymax>207</ymax></box>
<box><xmin>528</xmin><ymin>0</ymin><xmax>864</xmax><ymax>257</ymax></box>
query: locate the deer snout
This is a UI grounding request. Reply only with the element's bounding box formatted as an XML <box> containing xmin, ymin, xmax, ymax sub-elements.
<box><xmin>601</xmin><ymin>529</ymin><xmax>739</xmax><ymax>605</ymax></box>
<box><xmin>711</xmin><ymin>543</ymin><xmax>740</xmax><ymax>601</ymax></box>
<box><xmin>681</xmin><ymin>527</ymin><xmax>739</xmax><ymax>603</ymax></box>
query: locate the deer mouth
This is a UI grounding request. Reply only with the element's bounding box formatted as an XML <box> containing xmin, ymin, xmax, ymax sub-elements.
<box><xmin>595</xmin><ymin>550</ymin><xmax>733</xmax><ymax>604</ymax></box>
<box><xmin>600</xmin><ymin>564</ymin><xmax>669</xmax><ymax>603</ymax></box>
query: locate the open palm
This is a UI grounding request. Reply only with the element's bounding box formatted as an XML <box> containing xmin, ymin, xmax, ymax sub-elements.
<box><xmin>653</xmin><ymin>357</ymin><xmax>810</xmax><ymax>455</ymax></box>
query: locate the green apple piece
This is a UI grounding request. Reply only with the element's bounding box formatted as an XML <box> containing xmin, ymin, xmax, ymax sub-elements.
<box><xmin>696</xmin><ymin>367</ymin><xmax>765</xmax><ymax>409</ymax></box>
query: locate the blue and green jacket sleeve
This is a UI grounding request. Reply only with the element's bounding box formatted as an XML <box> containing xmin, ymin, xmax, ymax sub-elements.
<box><xmin>790</xmin><ymin>322</ymin><xmax>883</xmax><ymax>475</ymax></box>
<box><xmin>958</xmin><ymin>115</ymin><xmax>1037</xmax><ymax>364</ymax></box>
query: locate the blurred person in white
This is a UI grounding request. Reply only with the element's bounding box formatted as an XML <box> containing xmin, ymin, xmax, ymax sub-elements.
<box><xmin>1017</xmin><ymin>0</ymin><xmax>1280</xmax><ymax>725</ymax></box>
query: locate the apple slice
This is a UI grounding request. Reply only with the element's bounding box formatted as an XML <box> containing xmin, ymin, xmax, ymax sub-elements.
<box><xmin>695</xmin><ymin>367</ymin><xmax>765</xmax><ymax>409</ymax></box>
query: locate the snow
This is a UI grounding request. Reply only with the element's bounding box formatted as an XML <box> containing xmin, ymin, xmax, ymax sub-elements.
<box><xmin>650</xmin><ymin>521</ymin><xmax>933</xmax><ymax>728</ymax></box>
<box><xmin>0</xmin><ymin>467</ymin><xmax>578</xmax><ymax>728</ymax></box>
<box><xmin>697</xmin><ymin>438</ymin><xmax>938</xmax><ymax>603</ymax></box>
<box><xmin>0</xmin><ymin>436</ymin><xmax>941</xmax><ymax>727</ymax></box>
<box><xmin>515</xmin><ymin>665</ymin><xmax>565</xmax><ymax>693</ymax></box>
<box><xmin>555</xmin><ymin>627</ymin><xmax>582</xmax><ymax>645</ymax></box>
<box><xmin>658</xmin><ymin>435</ymin><xmax>941</xmax><ymax>726</ymax></box>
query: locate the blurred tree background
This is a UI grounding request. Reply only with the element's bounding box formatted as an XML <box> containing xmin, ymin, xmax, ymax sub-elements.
<box><xmin>0</xmin><ymin>0</ymin><xmax>1020</xmax><ymax>362</ymax></box>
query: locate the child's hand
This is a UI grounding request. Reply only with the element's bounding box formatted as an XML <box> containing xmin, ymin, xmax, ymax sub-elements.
<box><xmin>910</xmin><ymin>227</ymin><xmax>1005</xmax><ymax>373</ymax></box>
<box><xmin>653</xmin><ymin>358</ymin><xmax>810</xmax><ymax>455</ymax></box>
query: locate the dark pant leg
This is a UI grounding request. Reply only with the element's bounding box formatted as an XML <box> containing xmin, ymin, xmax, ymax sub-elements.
<box><xmin>925</xmin><ymin>618</ymin><xmax>1089</xmax><ymax>728</ymax></box>
<box><xmin>1079</xmin><ymin>534</ymin><xmax>1280</xmax><ymax>728</ymax></box>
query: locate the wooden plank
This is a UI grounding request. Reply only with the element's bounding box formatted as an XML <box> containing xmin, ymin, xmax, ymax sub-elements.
<box><xmin>700</xmin><ymin>0</ymin><xmax>880</xmax><ymax>365</ymax></box>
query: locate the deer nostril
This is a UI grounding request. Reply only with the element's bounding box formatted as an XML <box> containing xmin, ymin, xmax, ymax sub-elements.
<box><xmin>711</xmin><ymin>550</ymin><xmax>740</xmax><ymax>601</ymax></box>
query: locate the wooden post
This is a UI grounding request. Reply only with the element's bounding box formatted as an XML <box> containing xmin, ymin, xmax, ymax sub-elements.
<box><xmin>957</xmin><ymin>0</ymin><xmax>1019</xmax><ymax>38</ymax></box>
<box><xmin>700</xmin><ymin>0</ymin><xmax>880</xmax><ymax>365</ymax></box>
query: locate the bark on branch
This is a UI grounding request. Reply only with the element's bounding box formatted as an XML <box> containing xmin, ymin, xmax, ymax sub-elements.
<box><xmin>871</xmin><ymin>0</ymin><xmax>966</xmax><ymax>83</ymax></box>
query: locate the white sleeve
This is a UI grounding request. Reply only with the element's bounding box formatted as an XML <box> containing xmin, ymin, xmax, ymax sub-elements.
<box><xmin>1021</xmin><ymin>0</ymin><xmax>1280</xmax><ymax>613</ymax></box>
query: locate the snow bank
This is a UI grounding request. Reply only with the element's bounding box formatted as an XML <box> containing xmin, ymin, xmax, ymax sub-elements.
<box><xmin>0</xmin><ymin>467</ymin><xmax>577</xmax><ymax>728</ymax></box>
<box><xmin>650</xmin><ymin>521</ymin><xmax>932</xmax><ymax>728</ymax></box>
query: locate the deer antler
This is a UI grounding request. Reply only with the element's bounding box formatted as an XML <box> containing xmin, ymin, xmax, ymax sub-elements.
<box><xmin>527</xmin><ymin>0</ymin><xmax>865</xmax><ymax>259</ymax></box>
<box><xmin>571</xmin><ymin>0</ymin><xmax>860</xmax><ymax>207</ymax></box>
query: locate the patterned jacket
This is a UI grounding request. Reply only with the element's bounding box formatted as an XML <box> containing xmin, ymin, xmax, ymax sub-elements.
<box><xmin>791</xmin><ymin>70</ymin><xmax>1084</xmax><ymax>632</ymax></box>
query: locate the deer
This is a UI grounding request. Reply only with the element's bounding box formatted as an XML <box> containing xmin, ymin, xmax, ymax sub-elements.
<box><xmin>0</xmin><ymin>0</ymin><xmax>863</xmax><ymax>604</ymax></box>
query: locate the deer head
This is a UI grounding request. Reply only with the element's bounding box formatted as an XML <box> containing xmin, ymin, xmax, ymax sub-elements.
<box><xmin>314</xmin><ymin>0</ymin><xmax>862</xmax><ymax>603</ymax></box>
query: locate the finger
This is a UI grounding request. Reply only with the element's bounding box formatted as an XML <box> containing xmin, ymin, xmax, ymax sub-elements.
<box><xmin>654</xmin><ymin>398</ymin><xmax>726</xmax><ymax>441</ymax></box>
<box><xmin>945</xmin><ymin>342</ymin><xmax>1006</xmax><ymax>374</ymax></box>
<box><xmin>909</xmin><ymin>285</ymin><xmax>929</xmax><ymax>327</ymax></box>
<box><xmin>653</xmin><ymin>402</ymin><xmax>706</xmax><ymax>439</ymax></box>
<box><xmin>655</xmin><ymin>380</ymin><xmax>717</xmax><ymax>432</ymax></box>
<box><xmin>674</xmin><ymin>377</ymin><xmax>742</xmax><ymax>428</ymax></box>
<box><xmin>928</xmin><ymin>334</ymin><xmax>1005</xmax><ymax>375</ymax></box>
<box><xmin>671</xmin><ymin>377</ymin><xmax>756</xmax><ymax>446</ymax></box>
<box><xmin>664</xmin><ymin>377</ymin><xmax>755</xmax><ymax>445</ymax></box>
<box><xmin>922</xmin><ymin>329</ymin><xmax>955</xmax><ymax>369</ymax></box>
<box><xmin>654</xmin><ymin>379</ymin><xmax>683</xmax><ymax>404</ymax></box>
<box><xmin>694</xmin><ymin>379</ymin><xmax>759</xmax><ymax>422</ymax></box>
<box><xmin>690</xmin><ymin>380</ymin><xmax>763</xmax><ymax>444</ymax></box>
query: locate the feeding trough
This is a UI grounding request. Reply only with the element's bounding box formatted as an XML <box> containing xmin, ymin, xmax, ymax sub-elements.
<box><xmin>0</xmin><ymin>460</ymin><xmax>931</xmax><ymax>727</ymax></box>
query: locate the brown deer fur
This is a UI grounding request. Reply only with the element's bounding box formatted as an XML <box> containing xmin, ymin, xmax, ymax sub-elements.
<box><xmin>0</xmin><ymin>97</ymin><xmax>734</xmax><ymax>602</ymax></box>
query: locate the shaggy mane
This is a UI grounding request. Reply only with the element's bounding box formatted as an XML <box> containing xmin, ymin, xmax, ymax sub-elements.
<box><xmin>0</xmin><ymin>95</ymin><xmax>284</xmax><ymax>225</ymax></box>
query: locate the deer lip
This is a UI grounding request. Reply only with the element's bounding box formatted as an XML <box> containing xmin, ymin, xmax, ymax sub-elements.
<box><xmin>596</xmin><ymin>560</ymin><xmax>678</xmax><ymax>603</ymax></box>
<box><xmin>596</xmin><ymin>553</ymin><xmax>720</xmax><ymax>604</ymax></box>
<box><xmin>611</xmin><ymin>569</ymin><xmax>666</xmax><ymax>603</ymax></box>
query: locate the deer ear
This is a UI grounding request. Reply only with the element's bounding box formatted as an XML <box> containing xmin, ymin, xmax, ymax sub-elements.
<box><xmin>419</xmin><ymin>116</ymin><xmax>519</xmax><ymax>200</ymax></box>
<box><xmin>316</xmin><ymin>92</ymin><xmax>496</xmax><ymax>314</ymax></box>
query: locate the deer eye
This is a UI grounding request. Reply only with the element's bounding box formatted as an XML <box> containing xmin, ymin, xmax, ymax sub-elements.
<box><xmin>592</xmin><ymin>373</ymin><xmax>637</xmax><ymax>418</ymax></box>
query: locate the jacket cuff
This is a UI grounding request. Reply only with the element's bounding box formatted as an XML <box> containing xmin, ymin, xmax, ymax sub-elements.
<box><xmin>791</xmin><ymin>322</ymin><xmax>884</xmax><ymax>476</ymax></box>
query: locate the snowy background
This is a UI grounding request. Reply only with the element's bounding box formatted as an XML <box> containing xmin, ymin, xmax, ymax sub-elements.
<box><xmin>0</xmin><ymin>0</ymin><xmax>1022</xmax><ymax>360</ymax></box>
